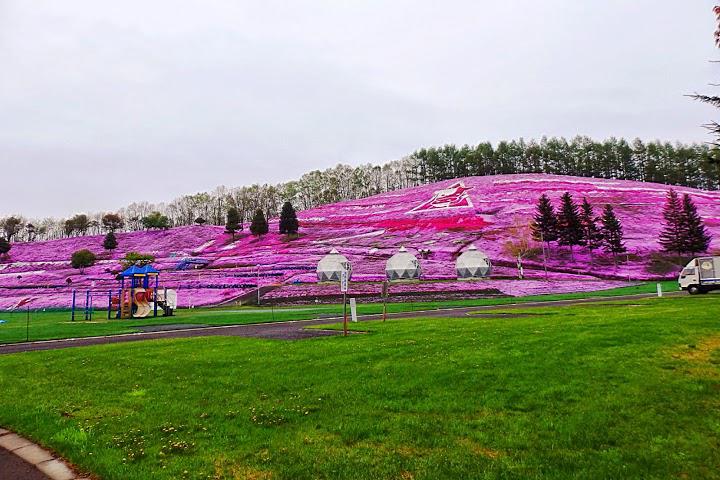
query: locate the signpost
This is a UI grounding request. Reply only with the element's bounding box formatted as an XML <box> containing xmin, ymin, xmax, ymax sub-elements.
<box><xmin>349</xmin><ymin>298</ymin><xmax>357</xmax><ymax>323</ymax></box>
<box><xmin>340</xmin><ymin>269</ymin><xmax>348</xmax><ymax>293</ymax></box>
<box><xmin>341</xmin><ymin>269</ymin><xmax>349</xmax><ymax>336</ymax></box>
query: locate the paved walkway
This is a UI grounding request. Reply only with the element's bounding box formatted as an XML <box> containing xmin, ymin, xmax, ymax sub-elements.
<box><xmin>0</xmin><ymin>291</ymin><xmax>681</xmax><ymax>355</ymax></box>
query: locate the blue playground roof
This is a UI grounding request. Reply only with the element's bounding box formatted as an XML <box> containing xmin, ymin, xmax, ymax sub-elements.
<box><xmin>121</xmin><ymin>265</ymin><xmax>160</xmax><ymax>277</ymax></box>
<box><xmin>140</xmin><ymin>265</ymin><xmax>160</xmax><ymax>275</ymax></box>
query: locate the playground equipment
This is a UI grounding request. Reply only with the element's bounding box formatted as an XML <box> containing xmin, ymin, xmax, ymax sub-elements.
<box><xmin>71</xmin><ymin>290</ymin><xmax>115</xmax><ymax>321</ymax></box>
<box><xmin>116</xmin><ymin>265</ymin><xmax>177</xmax><ymax>319</ymax></box>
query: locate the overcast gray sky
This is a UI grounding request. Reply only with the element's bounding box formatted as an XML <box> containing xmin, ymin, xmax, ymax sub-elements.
<box><xmin>1</xmin><ymin>1</ymin><xmax>718</xmax><ymax>218</ymax></box>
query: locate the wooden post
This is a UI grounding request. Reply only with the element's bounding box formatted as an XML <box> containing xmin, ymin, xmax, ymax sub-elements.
<box><xmin>25</xmin><ymin>306</ymin><xmax>30</xmax><ymax>342</ymax></box>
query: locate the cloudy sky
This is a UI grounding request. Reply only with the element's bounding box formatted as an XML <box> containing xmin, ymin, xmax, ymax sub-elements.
<box><xmin>1</xmin><ymin>1</ymin><xmax>718</xmax><ymax>218</ymax></box>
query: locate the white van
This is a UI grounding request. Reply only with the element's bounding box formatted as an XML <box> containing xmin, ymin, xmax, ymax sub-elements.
<box><xmin>678</xmin><ymin>256</ymin><xmax>720</xmax><ymax>294</ymax></box>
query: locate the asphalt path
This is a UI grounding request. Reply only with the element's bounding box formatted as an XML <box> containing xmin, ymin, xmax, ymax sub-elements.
<box><xmin>0</xmin><ymin>448</ymin><xmax>51</xmax><ymax>480</ymax></box>
<box><xmin>0</xmin><ymin>291</ymin><xmax>685</xmax><ymax>355</ymax></box>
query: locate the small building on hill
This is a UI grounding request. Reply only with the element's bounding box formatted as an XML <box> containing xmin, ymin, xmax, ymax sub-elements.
<box><xmin>317</xmin><ymin>248</ymin><xmax>352</xmax><ymax>282</ymax></box>
<box><xmin>456</xmin><ymin>244</ymin><xmax>492</xmax><ymax>279</ymax></box>
<box><xmin>386</xmin><ymin>246</ymin><xmax>421</xmax><ymax>281</ymax></box>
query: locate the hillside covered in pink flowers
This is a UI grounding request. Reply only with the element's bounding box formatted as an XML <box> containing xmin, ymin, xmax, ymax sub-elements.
<box><xmin>1</xmin><ymin>174</ymin><xmax>719</xmax><ymax>309</ymax></box>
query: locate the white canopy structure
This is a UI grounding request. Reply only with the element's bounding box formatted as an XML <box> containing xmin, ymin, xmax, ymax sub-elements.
<box><xmin>317</xmin><ymin>248</ymin><xmax>352</xmax><ymax>282</ymax></box>
<box><xmin>386</xmin><ymin>246</ymin><xmax>421</xmax><ymax>281</ymax></box>
<box><xmin>456</xmin><ymin>244</ymin><xmax>492</xmax><ymax>279</ymax></box>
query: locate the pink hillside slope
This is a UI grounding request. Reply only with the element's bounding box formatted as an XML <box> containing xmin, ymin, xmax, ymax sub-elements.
<box><xmin>1</xmin><ymin>174</ymin><xmax>718</xmax><ymax>309</ymax></box>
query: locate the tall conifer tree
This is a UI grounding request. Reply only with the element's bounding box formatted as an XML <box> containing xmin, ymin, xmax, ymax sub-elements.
<box><xmin>249</xmin><ymin>209</ymin><xmax>269</xmax><ymax>236</ymax></box>
<box><xmin>531</xmin><ymin>194</ymin><xmax>558</xmax><ymax>245</ymax></box>
<box><xmin>278</xmin><ymin>202</ymin><xmax>299</xmax><ymax>235</ymax></box>
<box><xmin>556</xmin><ymin>192</ymin><xmax>583</xmax><ymax>259</ymax></box>
<box><xmin>579</xmin><ymin>197</ymin><xmax>602</xmax><ymax>264</ymax></box>
<box><xmin>689</xmin><ymin>6</ymin><xmax>720</xmax><ymax>179</ymax></box>
<box><xmin>102</xmin><ymin>231</ymin><xmax>118</xmax><ymax>251</ymax></box>
<box><xmin>680</xmin><ymin>193</ymin><xmax>712</xmax><ymax>254</ymax></box>
<box><xmin>600</xmin><ymin>204</ymin><xmax>626</xmax><ymax>265</ymax></box>
<box><xmin>659</xmin><ymin>189</ymin><xmax>684</xmax><ymax>256</ymax></box>
<box><xmin>225</xmin><ymin>207</ymin><xmax>241</xmax><ymax>240</ymax></box>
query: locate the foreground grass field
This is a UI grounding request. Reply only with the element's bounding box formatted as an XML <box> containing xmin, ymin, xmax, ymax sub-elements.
<box><xmin>0</xmin><ymin>295</ymin><xmax>718</xmax><ymax>479</ymax></box>
<box><xmin>0</xmin><ymin>280</ymin><xmax>677</xmax><ymax>344</ymax></box>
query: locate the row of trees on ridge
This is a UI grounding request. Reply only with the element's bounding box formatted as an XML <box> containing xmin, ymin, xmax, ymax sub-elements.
<box><xmin>2</xmin><ymin>136</ymin><xmax>719</xmax><ymax>243</ymax></box>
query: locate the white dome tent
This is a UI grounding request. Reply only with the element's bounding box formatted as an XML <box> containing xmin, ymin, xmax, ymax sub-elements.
<box><xmin>456</xmin><ymin>244</ymin><xmax>492</xmax><ymax>279</ymax></box>
<box><xmin>316</xmin><ymin>248</ymin><xmax>352</xmax><ymax>282</ymax></box>
<box><xmin>385</xmin><ymin>246</ymin><xmax>421</xmax><ymax>281</ymax></box>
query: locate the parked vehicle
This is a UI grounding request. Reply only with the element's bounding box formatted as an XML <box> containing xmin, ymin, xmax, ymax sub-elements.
<box><xmin>678</xmin><ymin>256</ymin><xmax>720</xmax><ymax>294</ymax></box>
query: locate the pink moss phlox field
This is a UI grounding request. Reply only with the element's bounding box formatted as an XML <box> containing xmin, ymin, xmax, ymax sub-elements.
<box><xmin>1</xmin><ymin>174</ymin><xmax>718</xmax><ymax>309</ymax></box>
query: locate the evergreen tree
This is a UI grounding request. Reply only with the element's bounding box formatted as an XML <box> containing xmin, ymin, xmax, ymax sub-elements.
<box><xmin>600</xmin><ymin>204</ymin><xmax>626</xmax><ymax>265</ymax></box>
<box><xmin>278</xmin><ymin>201</ymin><xmax>299</xmax><ymax>235</ymax></box>
<box><xmin>689</xmin><ymin>6</ymin><xmax>720</xmax><ymax>180</ymax></box>
<box><xmin>102</xmin><ymin>231</ymin><xmax>118</xmax><ymax>251</ymax></box>
<box><xmin>225</xmin><ymin>207</ymin><xmax>241</xmax><ymax>240</ymax></box>
<box><xmin>579</xmin><ymin>197</ymin><xmax>602</xmax><ymax>264</ymax></box>
<box><xmin>659</xmin><ymin>189</ymin><xmax>684</xmax><ymax>255</ymax></box>
<box><xmin>680</xmin><ymin>193</ymin><xmax>712</xmax><ymax>254</ymax></box>
<box><xmin>0</xmin><ymin>237</ymin><xmax>10</xmax><ymax>258</ymax></box>
<box><xmin>556</xmin><ymin>192</ymin><xmax>583</xmax><ymax>259</ymax></box>
<box><xmin>531</xmin><ymin>194</ymin><xmax>558</xmax><ymax>245</ymax></box>
<box><xmin>249</xmin><ymin>209</ymin><xmax>269</xmax><ymax>236</ymax></box>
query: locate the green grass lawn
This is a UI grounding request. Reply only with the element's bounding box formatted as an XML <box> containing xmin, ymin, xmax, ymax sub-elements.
<box><xmin>0</xmin><ymin>281</ymin><xmax>678</xmax><ymax>344</ymax></box>
<box><xmin>0</xmin><ymin>295</ymin><xmax>718</xmax><ymax>479</ymax></box>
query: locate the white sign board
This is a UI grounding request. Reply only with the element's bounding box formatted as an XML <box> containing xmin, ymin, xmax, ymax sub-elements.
<box><xmin>349</xmin><ymin>298</ymin><xmax>357</xmax><ymax>322</ymax></box>
<box><xmin>340</xmin><ymin>269</ymin><xmax>349</xmax><ymax>293</ymax></box>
